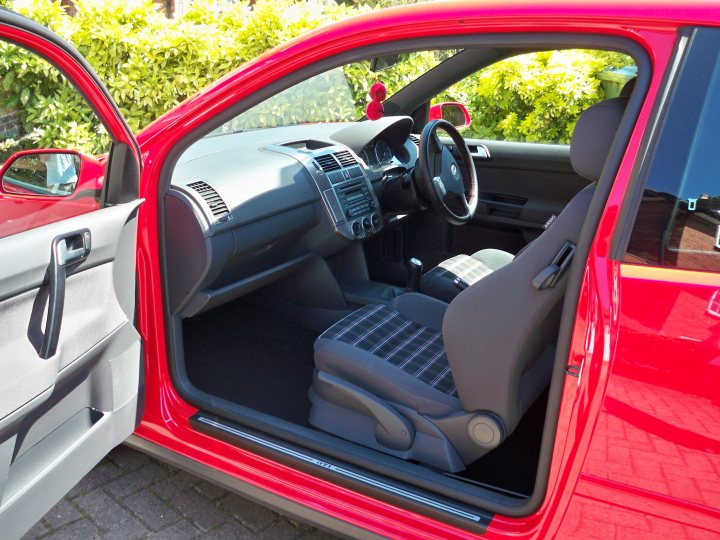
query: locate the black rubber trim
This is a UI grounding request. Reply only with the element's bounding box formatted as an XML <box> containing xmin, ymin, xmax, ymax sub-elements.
<box><xmin>190</xmin><ymin>412</ymin><xmax>493</xmax><ymax>535</ymax></box>
<box><xmin>104</xmin><ymin>142</ymin><xmax>141</xmax><ymax>205</ymax></box>
<box><xmin>124</xmin><ymin>435</ymin><xmax>384</xmax><ymax>540</ymax></box>
<box><xmin>158</xmin><ymin>31</ymin><xmax>651</xmax><ymax>521</ymax></box>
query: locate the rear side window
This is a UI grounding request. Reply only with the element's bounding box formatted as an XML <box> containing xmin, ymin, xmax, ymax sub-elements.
<box><xmin>624</xmin><ymin>30</ymin><xmax>720</xmax><ymax>272</ymax></box>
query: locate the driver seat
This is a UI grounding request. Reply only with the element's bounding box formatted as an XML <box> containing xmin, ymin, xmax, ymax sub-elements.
<box><xmin>308</xmin><ymin>96</ymin><xmax>628</xmax><ymax>471</ymax></box>
<box><xmin>421</xmin><ymin>87</ymin><xmax>634</xmax><ymax>303</ymax></box>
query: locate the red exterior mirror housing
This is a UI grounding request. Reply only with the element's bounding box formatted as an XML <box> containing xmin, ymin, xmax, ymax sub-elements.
<box><xmin>428</xmin><ymin>101</ymin><xmax>472</xmax><ymax>129</ymax></box>
<box><xmin>0</xmin><ymin>148</ymin><xmax>106</xmax><ymax>238</ymax></box>
<box><xmin>0</xmin><ymin>148</ymin><xmax>104</xmax><ymax>198</ymax></box>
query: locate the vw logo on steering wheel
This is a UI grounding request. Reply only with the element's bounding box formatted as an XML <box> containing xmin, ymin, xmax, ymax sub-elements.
<box><xmin>451</xmin><ymin>163</ymin><xmax>459</xmax><ymax>178</ymax></box>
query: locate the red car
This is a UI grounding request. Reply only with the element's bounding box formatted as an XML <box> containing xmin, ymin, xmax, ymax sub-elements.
<box><xmin>1</xmin><ymin>1</ymin><xmax>719</xmax><ymax>538</ymax></box>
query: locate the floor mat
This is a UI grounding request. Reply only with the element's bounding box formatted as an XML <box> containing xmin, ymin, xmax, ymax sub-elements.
<box><xmin>182</xmin><ymin>301</ymin><xmax>318</xmax><ymax>425</ymax></box>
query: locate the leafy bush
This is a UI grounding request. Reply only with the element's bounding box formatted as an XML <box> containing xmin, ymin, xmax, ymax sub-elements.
<box><xmin>0</xmin><ymin>0</ymin><xmax>358</xmax><ymax>154</ymax></box>
<box><xmin>0</xmin><ymin>0</ymin><xmax>634</xmax><ymax>155</ymax></box>
<box><xmin>436</xmin><ymin>50</ymin><xmax>634</xmax><ymax>144</ymax></box>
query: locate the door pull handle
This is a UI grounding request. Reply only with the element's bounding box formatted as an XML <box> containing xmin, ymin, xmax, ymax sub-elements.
<box><xmin>39</xmin><ymin>230</ymin><xmax>91</xmax><ymax>359</ymax></box>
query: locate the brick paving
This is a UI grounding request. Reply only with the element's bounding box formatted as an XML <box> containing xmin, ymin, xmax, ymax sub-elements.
<box><xmin>22</xmin><ymin>445</ymin><xmax>340</xmax><ymax>540</ymax></box>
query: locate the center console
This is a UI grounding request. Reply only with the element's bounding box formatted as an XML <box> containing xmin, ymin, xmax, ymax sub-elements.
<box><xmin>267</xmin><ymin>141</ymin><xmax>382</xmax><ymax>240</ymax></box>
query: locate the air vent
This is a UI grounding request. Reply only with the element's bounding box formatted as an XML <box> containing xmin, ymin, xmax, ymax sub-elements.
<box><xmin>314</xmin><ymin>154</ymin><xmax>340</xmax><ymax>172</ymax></box>
<box><xmin>409</xmin><ymin>133</ymin><xmax>420</xmax><ymax>146</ymax></box>
<box><xmin>334</xmin><ymin>150</ymin><xmax>357</xmax><ymax>167</ymax></box>
<box><xmin>187</xmin><ymin>180</ymin><xmax>230</xmax><ymax>219</ymax></box>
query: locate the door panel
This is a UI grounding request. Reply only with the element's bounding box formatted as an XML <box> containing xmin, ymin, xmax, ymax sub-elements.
<box><xmin>366</xmin><ymin>139</ymin><xmax>588</xmax><ymax>283</ymax></box>
<box><xmin>467</xmin><ymin>138</ymin><xmax>590</xmax><ymax>245</ymax></box>
<box><xmin>410</xmin><ymin>138</ymin><xmax>589</xmax><ymax>267</ymax></box>
<box><xmin>0</xmin><ymin>10</ymin><xmax>142</xmax><ymax>538</ymax></box>
<box><xmin>0</xmin><ymin>203</ymin><xmax>143</xmax><ymax>539</ymax></box>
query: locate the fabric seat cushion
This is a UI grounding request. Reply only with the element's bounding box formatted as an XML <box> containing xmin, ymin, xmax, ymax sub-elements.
<box><xmin>314</xmin><ymin>294</ymin><xmax>461</xmax><ymax>416</ymax></box>
<box><xmin>422</xmin><ymin>248</ymin><xmax>514</xmax><ymax>302</ymax></box>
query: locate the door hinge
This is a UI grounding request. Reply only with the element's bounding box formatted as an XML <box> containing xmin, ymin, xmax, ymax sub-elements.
<box><xmin>565</xmin><ymin>364</ymin><xmax>583</xmax><ymax>378</ymax></box>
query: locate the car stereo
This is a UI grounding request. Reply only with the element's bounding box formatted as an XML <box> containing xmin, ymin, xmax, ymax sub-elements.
<box><xmin>266</xmin><ymin>142</ymin><xmax>382</xmax><ymax>240</ymax></box>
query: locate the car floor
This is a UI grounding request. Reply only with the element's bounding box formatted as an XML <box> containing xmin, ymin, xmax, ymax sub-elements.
<box><xmin>182</xmin><ymin>297</ymin><xmax>546</xmax><ymax>498</ymax></box>
<box><xmin>182</xmin><ymin>300</ymin><xmax>318</xmax><ymax>426</ymax></box>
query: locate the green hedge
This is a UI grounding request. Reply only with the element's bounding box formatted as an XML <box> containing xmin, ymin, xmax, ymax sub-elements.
<box><xmin>0</xmin><ymin>0</ymin><xmax>360</xmax><ymax>154</ymax></box>
<box><xmin>0</xmin><ymin>0</ymin><xmax>633</xmax><ymax>155</ymax></box>
<box><xmin>435</xmin><ymin>50</ymin><xmax>633</xmax><ymax>143</ymax></box>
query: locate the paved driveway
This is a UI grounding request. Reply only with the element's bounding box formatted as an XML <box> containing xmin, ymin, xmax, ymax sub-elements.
<box><xmin>23</xmin><ymin>445</ymin><xmax>339</xmax><ymax>540</ymax></box>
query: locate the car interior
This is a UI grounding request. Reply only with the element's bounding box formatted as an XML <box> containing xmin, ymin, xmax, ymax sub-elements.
<box><xmin>159</xmin><ymin>37</ymin><xmax>646</xmax><ymax>523</ymax></box>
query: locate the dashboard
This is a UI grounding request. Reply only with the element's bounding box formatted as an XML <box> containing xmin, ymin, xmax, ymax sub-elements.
<box><xmin>164</xmin><ymin>116</ymin><xmax>417</xmax><ymax>318</ymax></box>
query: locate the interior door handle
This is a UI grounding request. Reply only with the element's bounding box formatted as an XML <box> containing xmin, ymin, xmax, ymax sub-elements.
<box><xmin>39</xmin><ymin>230</ymin><xmax>91</xmax><ymax>359</ymax></box>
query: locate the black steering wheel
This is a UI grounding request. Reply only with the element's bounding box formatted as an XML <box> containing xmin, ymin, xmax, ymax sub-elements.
<box><xmin>415</xmin><ymin>119</ymin><xmax>478</xmax><ymax>225</ymax></box>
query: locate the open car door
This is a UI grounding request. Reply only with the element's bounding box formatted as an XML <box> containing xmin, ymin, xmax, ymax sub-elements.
<box><xmin>0</xmin><ymin>10</ymin><xmax>143</xmax><ymax>539</ymax></box>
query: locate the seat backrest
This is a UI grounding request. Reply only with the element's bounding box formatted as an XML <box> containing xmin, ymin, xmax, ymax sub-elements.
<box><xmin>442</xmin><ymin>97</ymin><xmax>628</xmax><ymax>434</ymax></box>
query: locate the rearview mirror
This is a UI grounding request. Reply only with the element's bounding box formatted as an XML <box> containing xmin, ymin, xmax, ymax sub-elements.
<box><xmin>1</xmin><ymin>150</ymin><xmax>81</xmax><ymax>197</ymax></box>
<box><xmin>429</xmin><ymin>102</ymin><xmax>472</xmax><ymax>130</ymax></box>
<box><xmin>370</xmin><ymin>54</ymin><xmax>401</xmax><ymax>72</ymax></box>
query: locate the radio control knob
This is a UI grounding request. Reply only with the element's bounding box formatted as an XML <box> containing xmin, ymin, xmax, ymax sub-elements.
<box><xmin>352</xmin><ymin>221</ymin><xmax>362</xmax><ymax>237</ymax></box>
<box><xmin>371</xmin><ymin>213</ymin><xmax>381</xmax><ymax>229</ymax></box>
<box><xmin>362</xmin><ymin>217</ymin><xmax>371</xmax><ymax>231</ymax></box>
<box><xmin>345</xmin><ymin>208</ymin><xmax>353</xmax><ymax>218</ymax></box>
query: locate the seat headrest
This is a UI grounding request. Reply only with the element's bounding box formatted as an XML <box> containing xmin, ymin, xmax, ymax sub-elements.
<box><xmin>570</xmin><ymin>97</ymin><xmax>627</xmax><ymax>181</ymax></box>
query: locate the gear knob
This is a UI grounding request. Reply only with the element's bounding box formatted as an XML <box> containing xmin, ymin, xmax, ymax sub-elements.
<box><xmin>406</xmin><ymin>257</ymin><xmax>423</xmax><ymax>292</ymax></box>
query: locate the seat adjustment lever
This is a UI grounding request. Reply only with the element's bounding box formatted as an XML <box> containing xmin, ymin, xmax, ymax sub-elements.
<box><xmin>316</xmin><ymin>371</ymin><xmax>415</xmax><ymax>451</ymax></box>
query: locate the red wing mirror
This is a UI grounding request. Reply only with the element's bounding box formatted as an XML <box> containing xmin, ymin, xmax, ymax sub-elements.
<box><xmin>0</xmin><ymin>149</ymin><xmax>103</xmax><ymax>198</ymax></box>
<box><xmin>428</xmin><ymin>102</ymin><xmax>472</xmax><ymax>130</ymax></box>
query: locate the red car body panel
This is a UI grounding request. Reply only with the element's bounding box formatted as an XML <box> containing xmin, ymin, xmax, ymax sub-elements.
<box><xmin>129</xmin><ymin>3</ymin><xmax>720</xmax><ymax>538</ymax></box>
<box><xmin>5</xmin><ymin>1</ymin><xmax>720</xmax><ymax>537</ymax></box>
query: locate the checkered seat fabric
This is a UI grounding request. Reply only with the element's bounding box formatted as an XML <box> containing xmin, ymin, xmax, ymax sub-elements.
<box><xmin>422</xmin><ymin>249</ymin><xmax>514</xmax><ymax>302</ymax></box>
<box><xmin>318</xmin><ymin>303</ymin><xmax>457</xmax><ymax>397</ymax></box>
<box><xmin>425</xmin><ymin>254</ymin><xmax>495</xmax><ymax>284</ymax></box>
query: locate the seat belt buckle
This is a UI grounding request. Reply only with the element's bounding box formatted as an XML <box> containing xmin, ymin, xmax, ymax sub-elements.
<box><xmin>532</xmin><ymin>241</ymin><xmax>576</xmax><ymax>290</ymax></box>
<box><xmin>453</xmin><ymin>276</ymin><xmax>469</xmax><ymax>291</ymax></box>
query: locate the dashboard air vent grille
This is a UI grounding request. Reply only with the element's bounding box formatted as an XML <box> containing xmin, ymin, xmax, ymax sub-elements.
<box><xmin>314</xmin><ymin>154</ymin><xmax>340</xmax><ymax>172</ymax></box>
<box><xmin>409</xmin><ymin>134</ymin><xmax>420</xmax><ymax>146</ymax></box>
<box><xmin>187</xmin><ymin>180</ymin><xmax>230</xmax><ymax>219</ymax></box>
<box><xmin>334</xmin><ymin>150</ymin><xmax>357</xmax><ymax>167</ymax></box>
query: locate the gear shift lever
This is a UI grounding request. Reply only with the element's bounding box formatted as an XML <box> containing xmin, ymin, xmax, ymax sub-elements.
<box><xmin>406</xmin><ymin>258</ymin><xmax>423</xmax><ymax>292</ymax></box>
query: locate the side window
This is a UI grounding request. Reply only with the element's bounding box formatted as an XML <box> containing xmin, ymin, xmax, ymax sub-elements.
<box><xmin>624</xmin><ymin>33</ymin><xmax>720</xmax><ymax>273</ymax></box>
<box><xmin>434</xmin><ymin>49</ymin><xmax>636</xmax><ymax>144</ymax></box>
<box><xmin>0</xmin><ymin>39</ymin><xmax>110</xmax><ymax>238</ymax></box>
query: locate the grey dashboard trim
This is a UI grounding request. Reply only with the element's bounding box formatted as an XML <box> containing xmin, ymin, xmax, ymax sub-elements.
<box><xmin>166</xmin><ymin>187</ymin><xmax>214</xmax><ymax>237</ymax></box>
<box><xmin>182</xmin><ymin>252</ymin><xmax>315</xmax><ymax>316</ymax></box>
<box><xmin>332</xmin><ymin>116</ymin><xmax>413</xmax><ymax>155</ymax></box>
<box><xmin>265</xmin><ymin>141</ymin><xmax>383</xmax><ymax>241</ymax></box>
